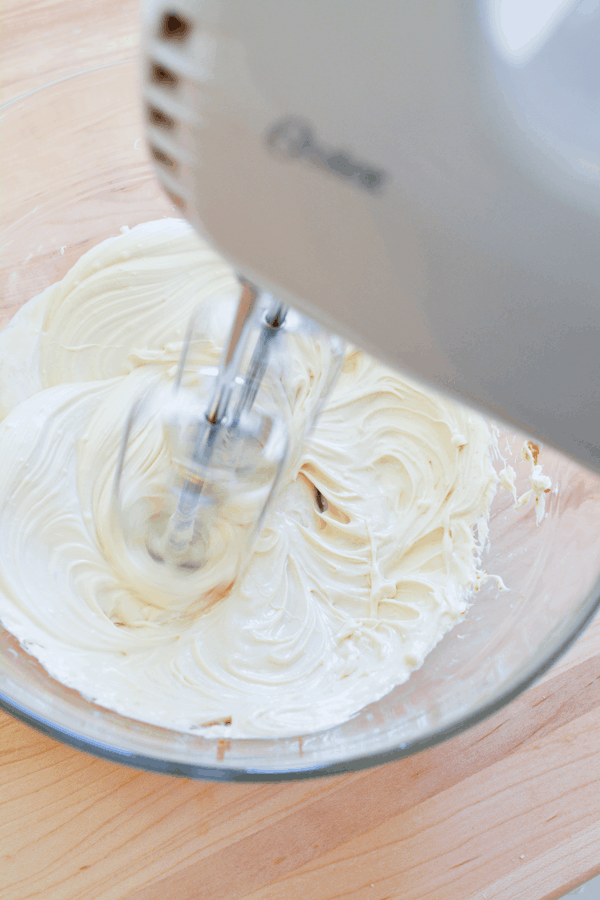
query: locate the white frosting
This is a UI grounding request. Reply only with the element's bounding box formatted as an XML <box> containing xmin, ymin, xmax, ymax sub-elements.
<box><xmin>497</xmin><ymin>440</ymin><xmax>553</xmax><ymax>525</ymax></box>
<box><xmin>0</xmin><ymin>219</ymin><xmax>499</xmax><ymax>738</ymax></box>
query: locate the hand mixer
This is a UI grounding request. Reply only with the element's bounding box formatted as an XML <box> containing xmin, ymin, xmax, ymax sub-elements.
<box><xmin>126</xmin><ymin>0</ymin><xmax>600</xmax><ymax>578</ymax></box>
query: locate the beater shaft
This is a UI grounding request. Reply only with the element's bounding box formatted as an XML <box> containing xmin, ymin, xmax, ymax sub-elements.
<box><xmin>165</xmin><ymin>287</ymin><xmax>287</xmax><ymax>560</ymax></box>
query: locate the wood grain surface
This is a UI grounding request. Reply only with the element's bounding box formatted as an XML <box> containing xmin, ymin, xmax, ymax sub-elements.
<box><xmin>0</xmin><ymin>0</ymin><xmax>139</xmax><ymax>107</ymax></box>
<box><xmin>3</xmin><ymin>614</ymin><xmax>600</xmax><ymax>900</ymax></box>
<box><xmin>2</xmin><ymin>2</ymin><xmax>600</xmax><ymax>899</ymax></box>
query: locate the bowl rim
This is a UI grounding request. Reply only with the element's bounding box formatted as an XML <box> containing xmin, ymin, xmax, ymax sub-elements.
<box><xmin>2</xmin><ymin>572</ymin><xmax>598</xmax><ymax>782</ymax></box>
<box><xmin>0</xmin><ymin>58</ymin><xmax>137</xmax><ymax>116</ymax></box>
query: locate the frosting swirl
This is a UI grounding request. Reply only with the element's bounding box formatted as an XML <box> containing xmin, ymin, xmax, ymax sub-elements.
<box><xmin>0</xmin><ymin>219</ymin><xmax>497</xmax><ymax>737</ymax></box>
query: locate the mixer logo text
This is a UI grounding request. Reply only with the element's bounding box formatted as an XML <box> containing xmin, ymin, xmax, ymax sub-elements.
<box><xmin>266</xmin><ymin>117</ymin><xmax>386</xmax><ymax>193</ymax></box>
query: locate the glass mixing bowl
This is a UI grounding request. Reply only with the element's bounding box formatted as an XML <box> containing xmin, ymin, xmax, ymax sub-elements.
<box><xmin>2</xmin><ymin>61</ymin><xmax>600</xmax><ymax>781</ymax></box>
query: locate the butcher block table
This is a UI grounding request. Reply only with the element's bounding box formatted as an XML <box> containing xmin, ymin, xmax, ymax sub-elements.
<box><xmin>2</xmin><ymin>2</ymin><xmax>600</xmax><ymax>899</ymax></box>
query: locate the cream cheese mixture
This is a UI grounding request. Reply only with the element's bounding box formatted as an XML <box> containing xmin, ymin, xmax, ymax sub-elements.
<box><xmin>0</xmin><ymin>218</ymin><xmax>503</xmax><ymax>738</ymax></box>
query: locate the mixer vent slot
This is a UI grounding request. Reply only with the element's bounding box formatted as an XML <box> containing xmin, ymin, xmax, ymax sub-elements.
<box><xmin>160</xmin><ymin>12</ymin><xmax>191</xmax><ymax>42</ymax></box>
<box><xmin>150</xmin><ymin>144</ymin><xmax>179</xmax><ymax>172</ymax></box>
<box><xmin>151</xmin><ymin>61</ymin><xmax>179</xmax><ymax>89</ymax></box>
<box><xmin>148</xmin><ymin>105</ymin><xmax>176</xmax><ymax>131</ymax></box>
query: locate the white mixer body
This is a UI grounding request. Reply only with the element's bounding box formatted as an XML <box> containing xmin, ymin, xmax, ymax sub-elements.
<box><xmin>142</xmin><ymin>0</ymin><xmax>600</xmax><ymax>471</ymax></box>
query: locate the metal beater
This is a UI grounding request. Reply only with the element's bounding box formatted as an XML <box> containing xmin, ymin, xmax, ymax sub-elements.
<box><xmin>113</xmin><ymin>273</ymin><xmax>342</xmax><ymax>582</ymax></box>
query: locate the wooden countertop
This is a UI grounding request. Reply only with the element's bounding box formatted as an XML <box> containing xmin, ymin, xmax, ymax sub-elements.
<box><xmin>2</xmin><ymin>3</ymin><xmax>600</xmax><ymax>899</ymax></box>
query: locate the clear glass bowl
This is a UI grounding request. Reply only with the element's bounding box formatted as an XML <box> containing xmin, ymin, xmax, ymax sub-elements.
<box><xmin>1</xmin><ymin>61</ymin><xmax>600</xmax><ymax>781</ymax></box>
